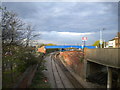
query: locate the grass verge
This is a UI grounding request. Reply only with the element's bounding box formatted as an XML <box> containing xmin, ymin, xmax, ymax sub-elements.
<box><xmin>30</xmin><ymin>61</ymin><xmax>51</xmax><ymax>88</ymax></box>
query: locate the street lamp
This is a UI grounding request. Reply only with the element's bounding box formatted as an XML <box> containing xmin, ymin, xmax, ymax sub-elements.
<box><xmin>100</xmin><ymin>28</ymin><xmax>105</xmax><ymax>48</ymax></box>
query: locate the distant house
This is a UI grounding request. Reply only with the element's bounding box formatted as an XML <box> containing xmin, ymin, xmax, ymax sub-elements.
<box><xmin>106</xmin><ymin>39</ymin><xmax>115</xmax><ymax>48</ymax></box>
<box><xmin>114</xmin><ymin>32</ymin><xmax>120</xmax><ymax>48</ymax></box>
<box><xmin>106</xmin><ymin>32</ymin><xmax>120</xmax><ymax>48</ymax></box>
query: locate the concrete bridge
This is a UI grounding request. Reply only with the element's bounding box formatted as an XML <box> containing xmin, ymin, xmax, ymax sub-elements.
<box><xmin>84</xmin><ymin>48</ymin><xmax>120</xmax><ymax>88</ymax></box>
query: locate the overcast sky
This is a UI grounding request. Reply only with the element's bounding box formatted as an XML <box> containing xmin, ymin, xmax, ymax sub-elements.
<box><xmin>2</xmin><ymin>2</ymin><xmax>118</xmax><ymax>45</ymax></box>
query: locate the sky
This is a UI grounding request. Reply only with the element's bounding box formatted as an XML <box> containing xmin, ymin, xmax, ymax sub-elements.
<box><xmin>2</xmin><ymin>2</ymin><xmax>119</xmax><ymax>45</ymax></box>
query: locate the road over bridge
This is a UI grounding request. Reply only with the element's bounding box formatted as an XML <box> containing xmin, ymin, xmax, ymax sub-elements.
<box><xmin>84</xmin><ymin>48</ymin><xmax>120</xmax><ymax>88</ymax></box>
<box><xmin>37</xmin><ymin>45</ymin><xmax>96</xmax><ymax>53</ymax></box>
<box><xmin>45</xmin><ymin>45</ymin><xmax>96</xmax><ymax>49</ymax></box>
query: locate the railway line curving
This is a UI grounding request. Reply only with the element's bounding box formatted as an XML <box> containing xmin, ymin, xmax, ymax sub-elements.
<box><xmin>50</xmin><ymin>53</ymin><xmax>84</xmax><ymax>88</ymax></box>
<box><xmin>51</xmin><ymin>54</ymin><xmax>66</xmax><ymax>88</ymax></box>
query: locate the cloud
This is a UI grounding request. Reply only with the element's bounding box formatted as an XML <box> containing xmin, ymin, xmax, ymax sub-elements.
<box><xmin>36</xmin><ymin>30</ymin><xmax>117</xmax><ymax>45</ymax></box>
<box><xmin>31</xmin><ymin>39</ymin><xmax>60</xmax><ymax>45</ymax></box>
<box><xmin>35</xmin><ymin>31</ymin><xmax>96</xmax><ymax>45</ymax></box>
<box><xmin>57</xmin><ymin>31</ymin><xmax>93</xmax><ymax>36</ymax></box>
<box><xmin>2</xmin><ymin>2</ymin><xmax>118</xmax><ymax>45</ymax></box>
<box><xmin>38</xmin><ymin>31</ymin><xmax>94</xmax><ymax>36</ymax></box>
<box><xmin>2</xmin><ymin>0</ymin><xmax>120</xmax><ymax>2</ymax></box>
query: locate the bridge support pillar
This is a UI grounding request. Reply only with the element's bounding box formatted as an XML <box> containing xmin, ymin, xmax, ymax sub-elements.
<box><xmin>107</xmin><ymin>67</ymin><xmax>112</xmax><ymax>88</ymax></box>
<box><xmin>117</xmin><ymin>69</ymin><xmax>120</xmax><ymax>88</ymax></box>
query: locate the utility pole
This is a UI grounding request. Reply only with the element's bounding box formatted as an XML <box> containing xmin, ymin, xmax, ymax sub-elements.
<box><xmin>100</xmin><ymin>30</ymin><xmax>102</xmax><ymax>48</ymax></box>
<box><xmin>100</xmin><ymin>28</ymin><xmax>105</xmax><ymax>48</ymax></box>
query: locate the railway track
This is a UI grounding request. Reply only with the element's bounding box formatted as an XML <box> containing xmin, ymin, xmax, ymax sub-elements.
<box><xmin>50</xmin><ymin>52</ymin><xmax>84</xmax><ymax>88</ymax></box>
<box><xmin>51</xmin><ymin>53</ymin><xmax>66</xmax><ymax>88</ymax></box>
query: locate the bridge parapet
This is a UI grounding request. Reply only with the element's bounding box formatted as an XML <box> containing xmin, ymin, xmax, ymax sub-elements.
<box><xmin>84</xmin><ymin>48</ymin><xmax>120</xmax><ymax>68</ymax></box>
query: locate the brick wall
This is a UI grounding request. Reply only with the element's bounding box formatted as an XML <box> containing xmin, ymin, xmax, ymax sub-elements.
<box><xmin>60</xmin><ymin>51</ymin><xmax>84</xmax><ymax>78</ymax></box>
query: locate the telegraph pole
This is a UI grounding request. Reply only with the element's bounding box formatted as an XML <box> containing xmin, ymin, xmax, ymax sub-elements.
<box><xmin>100</xmin><ymin>28</ymin><xmax>105</xmax><ymax>48</ymax></box>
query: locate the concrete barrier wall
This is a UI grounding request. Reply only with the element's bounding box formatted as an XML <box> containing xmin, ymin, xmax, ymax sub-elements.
<box><xmin>84</xmin><ymin>48</ymin><xmax>120</xmax><ymax>68</ymax></box>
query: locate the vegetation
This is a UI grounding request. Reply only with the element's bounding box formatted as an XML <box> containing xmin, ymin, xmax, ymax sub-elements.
<box><xmin>92</xmin><ymin>40</ymin><xmax>106</xmax><ymax>48</ymax></box>
<box><xmin>1</xmin><ymin>6</ymin><xmax>56</xmax><ymax>88</ymax></box>
<box><xmin>92</xmin><ymin>40</ymin><xmax>100</xmax><ymax>47</ymax></box>
<box><xmin>30</xmin><ymin>62</ymin><xmax>51</xmax><ymax>88</ymax></box>
<box><xmin>1</xmin><ymin>7</ymin><xmax>40</xmax><ymax>88</ymax></box>
<box><xmin>39</xmin><ymin>43</ymin><xmax>56</xmax><ymax>47</ymax></box>
<box><xmin>2</xmin><ymin>46</ymin><xmax>40</xmax><ymax>88</ymax></box>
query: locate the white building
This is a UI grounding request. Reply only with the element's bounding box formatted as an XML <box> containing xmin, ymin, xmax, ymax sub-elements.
<box><xmin>106</xmin><ymin>40</ymin><xmax>115</xmax><ymax>48</ymax></box>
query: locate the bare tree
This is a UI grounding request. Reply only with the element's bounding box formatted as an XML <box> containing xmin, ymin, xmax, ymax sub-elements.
<box><xmin>24</xmin><ymin>24</ymin><xmax>39</xmax><ymax>47</ymax></box>
<box><xmin>1</xmin><ymin>7</ymin><xmax>40</xmax><ymax>47</ymax></box>
<box><xmin>2</xmin><ymin>7</ymin><xmax>25</xmax><ymax>45</ymax></box>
